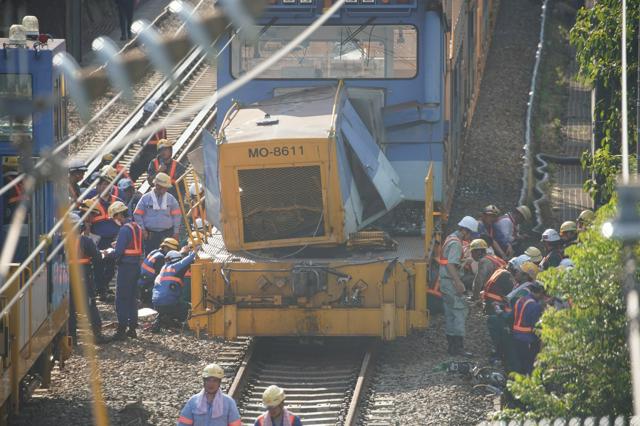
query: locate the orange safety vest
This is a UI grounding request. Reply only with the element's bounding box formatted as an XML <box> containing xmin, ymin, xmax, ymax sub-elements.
<box><xmin>90</xmin><ymin>194</ymin><xmax>118</xmax><ymax>224</ymax></box>
<box><xmin>482</xmin><ymin>268</ymin><xmax>510</xmax><ymax>303</ymax></box>
<box><xmin>68</xmin><ymin>239</ymin><xmax>91</xmax><ymax>265</ymax></box>
<box><xmin>437</xmin><ymin>234</ymin><xmax>462</xmax><ymax>266</ymax></box>
<box><xmin>485</xmin><ymin>254</ymin><xmax>507</xmax><ymax>269</ymax></box>
<box><xmin>153</xmin><ymin>159</ymin><xmax>178</xmax><ymax>183</ymax></box>
<box><xmin>257</xmin><ymin>414</ymin><xmax>296</xmax><ymax>426</ymax></box>
<box><xmin>513</xmin><ymin>297</ymin><xmax>535</xmax><ymax>333</ymax></box>
<box><xmin>123</xmin><ymin>222</ymin><xmax>143</xmax><ymax>256</ymax></box>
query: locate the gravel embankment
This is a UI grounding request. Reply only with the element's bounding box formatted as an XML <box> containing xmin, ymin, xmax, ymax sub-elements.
<box><xmin>449</xmin><ymin>0</ymin><xmax>542</xmax><ymax>224</ymax></box>
<box><xmin>362</xmin><ymin>0</ymin><xmax>543</xmax><ymax>424</ymax></box>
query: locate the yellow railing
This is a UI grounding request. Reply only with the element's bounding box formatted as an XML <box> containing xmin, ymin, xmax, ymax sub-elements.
<box><xmin>174</xmin><ymin>167</ymin><xmax>209</xmax><ymax>248</ymax></box>
<box><xmin>424</xmin><ymin>163</ymin><xmax>435</xmax><ymax>258</ymax></box>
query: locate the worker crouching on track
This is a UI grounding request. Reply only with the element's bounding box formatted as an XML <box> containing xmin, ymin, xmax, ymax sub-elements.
<box><xmin>469</xmin><ymin>238</ymin><xmax>506</xmax><ymax>300</ymax></box>
<box><xmin>138</xmin><ymin>237</ymin><xmax>179</xmax><ymax>306</ymax></box>
<box><xmin>439</xmin><ymin>216</ymin><xmax>478</xmax><ymax>356</ymax></box>
<box><xmin>494</xmin><ymin>205</ymin><xmax>532</xmax><ymax>259</ymax></box>
<box><xmin>103</xmin><ymin>201</ymin><xmax>143</xmax><ymax>341</ymax></box>
<box><xmin>511</xmin><ymin>281</ymin><xmax>546</xmax><ymax>375</ymax></box>
<box><xmin>178</xmin><ymin>363</ymin><xmax>241</xmax><ymax>426</ymax></box>
<box><xmin>66</xmin><ymin>213</ymin><xmax>108</xmax><ymax>345</ymax></box>
<box><xmin>151</xmin><ymin>247</ymin><xmax>198</xmax><ymax>332</ymax></box>
<box><xmin>134</xmin><ymin>172</ymin><xmax>182</xmax><ymax>254</ymax></box>
<box><xmin>255</xmin><ymin>385</ymin><xmax>302</xmax><ymax>426</ymax></box>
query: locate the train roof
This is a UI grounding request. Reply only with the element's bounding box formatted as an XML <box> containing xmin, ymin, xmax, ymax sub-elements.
<box><xmin>221</xmin><ymin>85</ymin><xmax>338</xmax><ymax>143</ymax></box>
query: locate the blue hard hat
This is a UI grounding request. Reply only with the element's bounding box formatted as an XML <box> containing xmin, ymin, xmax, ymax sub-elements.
<box><xmin>118</xmin><ymin>178</ymin><xmax>134</xmax><ymax>190</ymax></box>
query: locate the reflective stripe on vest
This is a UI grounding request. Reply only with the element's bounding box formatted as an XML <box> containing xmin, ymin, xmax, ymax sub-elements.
<box><xmin>485</xmin><ymin>255</ymin><xmax>507</xmax><ymax>269</ymax></box>
<box><xmin>90</xmin><ymin>195</ymin><xmax>118</xmax><ymax>224</ymax></box>
<box><xmin>154</xmin><ymin>159</ymin><xmax>178</xmax><ymax>184</ymax></box>
<box><xmin>438</xmin><ymin>235</ymin><xmax>462</xmax><ymax>266</ymax></box>
<box><xmin>513</xmin><ymin>297</ymin><xmax>535</xmax><ymax>333</ymax></box>
<box><xmin>69</xmin><ymin>239</ymin><xmax>91</xmax><ymax>265</ymax></box>
<box><xmin>427</xmin><ymin>276</ymin><xmax>442</xmax><ymax>297</ymax></box>
<box><xmin>123</xmin><ymin>222</ymin><xmax>143</xmax><ymax>256</ymax></box>
<box><xmin>142</xmin><ymin>250</ymin><xmax>163</xmax><ymax>274</ymax></box>
<box><xmin>159</xmin><ymin>267</ymin><xmax>184</xmax><ymax>287</ymax></box>
<box><xmin>482</xmin><ymin>268</ymin><xmax>508</xmax><ymax>302</ymax></box>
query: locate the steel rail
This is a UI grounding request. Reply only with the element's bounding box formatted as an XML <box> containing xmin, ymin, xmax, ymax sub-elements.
<box><xmin>344</xmin><ymin>342</ymin><xmax>379</xmax><ymax>425</ymax></box>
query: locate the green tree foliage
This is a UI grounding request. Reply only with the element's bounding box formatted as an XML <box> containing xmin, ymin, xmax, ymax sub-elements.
<box><xmin>570</xmin><ymin>0</ymin><xmax>640</xmax><ymax>203</ymax></box>
<box><xmin>497</xmin><ymin>201</ymin><xmax>632</xmax><ymax>420</ymax></box>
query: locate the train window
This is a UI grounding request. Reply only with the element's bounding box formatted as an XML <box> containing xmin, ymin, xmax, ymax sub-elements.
<box><xmin>232</xmin><ymin>25</ymin><xmax>417</xmax><ymax>79</ymax></box>
<box><xmin>0</xmin><ymin>74</ymin><xmax>33</xmax><ymax>140</ymax></box>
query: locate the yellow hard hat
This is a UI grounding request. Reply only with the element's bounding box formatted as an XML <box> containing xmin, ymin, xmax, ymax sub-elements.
<box><xmin>79</xmin><ymin>199</ymin><xmax>99</xmax><ymax>215</ymax></box>
<box><xmin>102</xmin><ymin>153</ymin><xmax>114</xmax><ymax>162</ymax></box>
<box><xmin>202</xmin><ymin>363</ymin><xmax>224</xmax><ymax>380</ymax></box>
<box><xmin>160</xmin><ymin>237</ymin><xmax>179</xmax><ymax>251</ymax></box>
<box><xmin>262</xmin><ymin>385</ymin><xmax>285</xmax><ymax>408</ymax></box>
<box><xmin>107</xmin><ymin>201</ymin><xmax>128</xmax><ymax>218</ymax></box>
<box><xmin>577</xmin><ymin>209</ymin><xmax>595</xmax><ymax>224</ymax></box>
<box><xmin>519</xmin><ymin>261</ymin><xmax>539</xmax><ymax>280</ymax></box>
<box><xmin>153</xmin><ymin>172</ymin><xmax>172</xmax><ymax>188</ymax></box>
<box><xmin>469</xmin><ymin>238</ymin><xmax>488</xmax><ymax>250</ymax></box>
<box><xmin>516</xmin><ymin>205</ymin><xmax>532</xmax><ymax>222</ymax></box>
<box><xmin>157</xmin><ymin>139</ymin><xmax>173</xmax><ymax>150</ymax></box>
<box><xmin>560</xmin><ymin>220</ymin><xmax>577</xmax><ymax>233</ymax></box>
<box><xmin>523</xmin><ymin>246</ymin><xmax>543</xmax><ymax>263</ymax></box>
<box><xmin>99</xmin><ymin>165</ymin><xmax>118</xmax><ymax>182</ymax></box>
<box><xmin>2</xmin><ymin>156</ymin><xmax>19</xmax><ymax>169</ymax></box>
<box><xmin>482</xmin><ymin>204</ymin><xmax>500</xmax><ymax>216</ymax></box>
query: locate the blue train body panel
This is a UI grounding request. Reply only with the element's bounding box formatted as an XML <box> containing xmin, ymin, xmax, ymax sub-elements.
<box><xmin>215</xmin><ymin>1</ymin><xmax>446</xmax><ymax>204</ymax></box>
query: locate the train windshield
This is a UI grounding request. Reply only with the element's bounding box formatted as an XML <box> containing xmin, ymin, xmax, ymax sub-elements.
<box><xmin>231</xmin><ymin>24</ymin><xmax>417</xmax><ymax>79</ymax></box>
<box><xmin>0</xmin><ymin>74</ymin><xmax>33</xmax><ymax>139</ymax></box>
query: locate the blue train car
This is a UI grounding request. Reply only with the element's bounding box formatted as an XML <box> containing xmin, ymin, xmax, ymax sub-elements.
<box><xmin>0</xmin><ymin>23</ymin><xmax>71</xmax><ymax>419</ymax></box>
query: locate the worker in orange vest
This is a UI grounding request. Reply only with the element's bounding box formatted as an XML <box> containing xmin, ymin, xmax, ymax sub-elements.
<box><xmin>469</xmin><ymin>238</ymin><xmax>507</xmax><ymax>300</ymax></box>
<box><xmin>146</xmin><ymin>139</ymin><xmax>185</xmax><ymax>198</ymax></box>
<box><xmin>511</xmin><ymin>281</ymin><xmax>546</xmax><ymax>375</ymax></box>
<box><xmin>103</xmin><ymin>201</ymin><xmax>143</xmax><ymax>341</ymax></box>
<box><xmin>438</xmin><ymin>216</ymin><xmax>478</xmax><ymax>356</ymax></box>
<box><xmin>254</xmin><ymin>385</ymin><xmax>302</xmax><ymax>426</ymax></box>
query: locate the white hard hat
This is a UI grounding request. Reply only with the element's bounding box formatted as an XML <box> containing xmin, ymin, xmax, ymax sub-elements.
<box><xmin>189</xmin><ymin>182</ymin><xmax>203</xmax><ymax>197</ymax></box>
<box><xmin>457</xmin><ymin>216</ymin><xmax>479</xmax><ymax>233</ymax></box>
<box><xmin>202</xmin><ymin>363</ymin><xmax>224</xmax><ymax>379</ymax></box>
<box><xmin>165</xmin><ymin>250</ymin><xmax>182</xmax><ymax>262</ymax></box>
<box><xmin>144</xmin><ymin>100</ymin><xmax>158</xmax><ymax>113</ymax></box>
<box><xmin>508</xmin><ymin>254</ymin><xmax>529</xmax><ymax>270</ymax></box>
<box><xmin>541</xmin><ymin>228</ymin><xmax>561</xmax><ymax>243</ymax></box>
<box><xmin>195</xmin><ymin>217</ymin><xmax>209</xmax><ymax>230</ymax></box>
<box><xmin>68</xmin><ymin>159</ymin><xmax>87</xmax><ymax>172</ymax></box>
<box><xmin>262</xmin><ymin>385</ymin><xmax>286</xmax><ymax>408</ymax></box>
<box><xmin>559</xmin><ymin>258</ymin><xmax>574</xmax><ymax>270</ymax></box>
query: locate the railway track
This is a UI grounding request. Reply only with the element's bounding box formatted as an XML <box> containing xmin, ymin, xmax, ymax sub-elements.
<box><xmin>228</xmin><ymin>338</ymin><xmax>378</xmax><ymax>426</ymax></box>
<box><xmin>69</xmin><ymin>0</ymin><xmax>215</xmax><ymax>174</ymax></box>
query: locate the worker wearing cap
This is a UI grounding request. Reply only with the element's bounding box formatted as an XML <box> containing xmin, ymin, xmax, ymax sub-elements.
<box><xmin>494</xmin><ymin>205</ymin><xmax>532</xmax><ymax>258</ymax></box>
<box><xmin>134</xmin><ymin>172</ymin><xmax>182</xmax><ymax>254</ymax></box>
<box><xmin>177</xmin><ymin>363</ymin><xmax>241</xmax><ymax>426</ymax></box>
<box><xmin>477</xmin><ymin>205</ymin><xmax>507</xmax><ymax>259</ymax></box>
<box><xmin>523</xmin><ymin>246</ymin><xmax>543</xmax><ymax>265</ymax></box>
<box><xmin>539</xmin><ymin>229</ymin><xmax>563</xmax><ymax>270</ymax></box>
<box><xmin>511</xmin><ymin>281</ymin><xmax>546</xmax><ymax>375</ymax></box>
<box><xmin>86</xmin><ymin>166</ymin><xmax>123</xmax><ymax>301</ymax></box>
<box><xmin>576</xmin><ymin>209</ymin><xmax>594</xmax><ymax>233</ymax></box>
<box><xmin>469</xmin><ymin>239</ymin><xmax>507</xmax><ymax>301</ymax></box>
<box><xmin>146</xmin><ymin>139</ymin><xmax>185</xmax><ymax>193</ymax></box>
<box><xmin>130</xmin><ymin>100</ymin><xmax>168</xmax><ymax>181</ymax></box>
<box><xmin>103</xmin><ymin>201</ymin><xmax>143</xmax><ymax>340</ymax></box>
<box><xmin>66</xmin><ymin>213</ymin><xmax>108</xmax><ymax>345</ymax></box>
<box><xmin>137</xmin><ymin>237</ymin><xmax>178</xmax><ymax>306</ymax></box>
<box><xmin>151</xmin><ymin>246</ymin><xmax>197</xmax><ymax>332</ymax></box>
<box><xmin>559</xmin><ymin>220</ymin><xmax>578</xmax><ymax>248</ymax></box>
<box><xmin>439</xmin><ymin>216</ymin><xmax>478</xmax><ymax>356</ymax></box>
<box><xmin>68</xmin><ymin>159</ymin><xmax>88</xmax><ymax>201</ymax></box>
<box><xmin>255</xmin><ymin>385</ymin><xmax>302</xmax><ymax>426</ymax></box>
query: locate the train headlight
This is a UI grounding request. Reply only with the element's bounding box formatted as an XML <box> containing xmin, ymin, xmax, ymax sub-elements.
<box><xmin>22</xmin><ymin>16</ymin><xmax>39</xmax><ymax>40</ymax></box>
<box><xmin>168</xmin><ymin>0</ymin><xmax>184</xmax><ymax>14</ymax></box>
